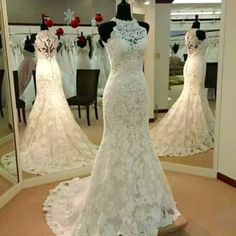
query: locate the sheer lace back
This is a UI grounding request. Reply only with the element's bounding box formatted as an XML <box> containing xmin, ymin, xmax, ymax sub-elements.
<box><xmin>35</xmin><ymin>30</ymin><xmax>57</xmax><ymax>60</ymax></box>
<box><xmin>185</xmin><ymin>29</ymin><xmax>208</xmax><ymax>56</ymax></box>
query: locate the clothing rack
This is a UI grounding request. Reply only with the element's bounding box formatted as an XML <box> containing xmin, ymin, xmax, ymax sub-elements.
<box><xmin>171</xmin><ymin>18</ymin><xmax>221</xmax><ymax>22</ymax></box>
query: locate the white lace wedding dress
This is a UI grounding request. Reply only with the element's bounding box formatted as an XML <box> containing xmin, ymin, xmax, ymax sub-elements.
<box><xmin>151</xmin><ymin>29</ymin><xmax>215</xmax><ymax>156</ymax></box>
<box><xmin>43</xmin><ymin>18</ymin><xmax>180</xmax><ymax>236</ymax></box>
<box><xmin>3</xmin><ymin>31</ymin><xmax>97</xmax><ymax>175</ymax></box>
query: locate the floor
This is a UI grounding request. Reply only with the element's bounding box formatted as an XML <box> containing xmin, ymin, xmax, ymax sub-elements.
<box><xmin>0</xmin><ymin>175</ymin><xmax>12</xmax><ymax>196</ymax></box>
<box><xmin>0</xmin><ymin>115</ymin><xmax>11</xmax><ymax>140</ymax></box>
<box><xmin>0</xmin><ymin>171</ymin><xmax>235</xmax><ymax>236</ymax></box>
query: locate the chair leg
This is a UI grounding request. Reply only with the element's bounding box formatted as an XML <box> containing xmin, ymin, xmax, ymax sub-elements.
<box><xmin>22</xmin><ymin>108</ymin><xmax>27</xmax><ymax>125</ymax></box>
<box><xmin>0</xmin><ymin>106</ymin><xmax>3</xmax><ymax>117</ymax></box>
<box><xmin>78</xmin><ymin>105</ymin><xmax>81</xmax><ymax>118</ymax></box>
<box><xmin>86</xmin><ymin>105</ymin><xmax>90</xmax><ymax>126</ymax></box>
<box><xmin>17</xmin><ymin>108</ymin><xmax>21</xmax><ymax>123</ymax></box>
<box><xmin>94</xmin><ymin>102</ymin><xmax>98</xmax><ymax>120</ymax></box>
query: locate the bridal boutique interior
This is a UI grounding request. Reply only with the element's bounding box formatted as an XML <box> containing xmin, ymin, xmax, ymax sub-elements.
<box><xmin>0</xmin><ymin>0</ymin><xmax>236</xmax><ymax>235</ymax></box>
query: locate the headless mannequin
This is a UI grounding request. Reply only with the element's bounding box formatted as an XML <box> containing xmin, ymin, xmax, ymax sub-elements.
<box><xmin>98</xmin><ymin>0</ymin><xmax>149</xmax><ymax>43</ymax></box>
<box><xmin>172</xmin><ymin>43</ymin><xmax>179</xmax><ymax>54</ymax></box>
<box><xmin>40</xmin><ymin>15</ymin><xmax>48</xmax><ymax>31</ymax></box>
<box><xmin>191</xmin><ymin>15</ymin><xmax>206</xmax><ymax>41</ymax></box>
<box><xmin>192</xmin><ymin>15</ymin><xmax>200</xmax><ymax>29</ymax></box>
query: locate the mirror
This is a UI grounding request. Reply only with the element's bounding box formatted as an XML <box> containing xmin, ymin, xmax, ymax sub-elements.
<box><xmin>151</xmin><ymin>1</ymin><xmax>222</xmax><ymax>170</ymax></box>
<box><xmin>0</xmin><ymin>6</ymin><xmax>19</xmax><ymax>197</ymax></box>
<box><xmin>5</xmin><ymin>0</ymin><xmax>115</xmax><ymax>181</ymax></box>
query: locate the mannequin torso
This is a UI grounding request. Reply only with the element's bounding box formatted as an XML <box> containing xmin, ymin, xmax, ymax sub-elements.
<box><xmin>98</xmin><ymin>0</ymin><xmax>149</xmax><ymax>43</ymax></box>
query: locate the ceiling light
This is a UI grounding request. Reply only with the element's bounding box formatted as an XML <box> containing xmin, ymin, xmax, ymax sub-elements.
<box><xmin>144</xmin><ymin>0</ymin><xmax>150</xmax><ymax>5</ymax></box>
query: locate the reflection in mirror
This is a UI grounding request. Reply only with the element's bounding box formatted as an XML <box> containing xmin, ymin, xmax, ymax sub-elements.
<box><xmin>5</xmin><ymin>0</ymin><xmax>116</xmax><ymax>180</ymax></box>
<box><xmin>0</xmin><ymin>14</ymin><xmax>18</xmax><ymax>196</ymax></box>
<box><xmin>151</xmin><ymin>2</ymin><xmax>221</xmax><ymax>169</ymax></box>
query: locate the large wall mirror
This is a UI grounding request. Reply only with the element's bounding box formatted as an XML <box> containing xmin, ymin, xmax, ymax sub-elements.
<box><xmin>4</xmin><ymin>0</ymin><xmax>116</xmax><ymax>184</ymax></box>
<box><xmin>150</xmin><ymin>0</ymin><xmax>222</xmax><ymax>175</ymax></box>
<box><xmin>0</xmin><ymin>2</ymin><xmax>19</xmax><ymax>197</ymax></box>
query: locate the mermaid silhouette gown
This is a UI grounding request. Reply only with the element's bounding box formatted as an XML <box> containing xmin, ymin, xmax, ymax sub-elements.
<box><xmin>151</xmin><ymin>29</ymin><xmax>215</xmax><ymax>156</ymax></box>
<box><xmin>16</xmin><ymin>31</ymin><xmax>96</xmax><ymax>175</ymax></box>
<box><xmin>43</xmin><ymin>18</ymin><xmax>180</xmax><ymax>236</ymax></box>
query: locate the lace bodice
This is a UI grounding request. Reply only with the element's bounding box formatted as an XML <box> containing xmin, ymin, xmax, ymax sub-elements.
<box><xmin>185</xmin><ymin>29</ymin><xmax>208</xmax><ymax>57</ymax></box>
<box><xmin>104</xmin><ymin>18</ymin><xmax>147</xmax><ymax>75</ymax></box>
<box><xmin>35</xmin><ymin>30</ymin><xmax>57</xmax><ymax>60</ymax></box>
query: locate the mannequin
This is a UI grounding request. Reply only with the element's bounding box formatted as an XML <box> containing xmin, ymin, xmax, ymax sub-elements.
<box><xmin>76</xmin><ymin>32</ymin><xmax>91</xmax><ymax>69</ymax></box>
<box><xmin>40</xmin><ymin>14</ymin><xmax>49</xmax><ymax>31</ymax></box>
<box><xmin>98</xmin><ymin>0</ymin><xmax>149</xmax><ymax>43</ymax></box>
<box><xmin>191</xmin><ymin>15</ymin><xmax>206</xmax><ymax>41</ymax></box>
<box><xmin>172</xmin><ymin>43</ymin><xmax>179</xmax><ymax>54</ymax></box>
<box><xmin>77</xmin><ymin>32</ymin><xmax>87</xmax><ymax>48</ymax></box>
<box><xmin>192</xmin><ymin>15</ymin><xmax>200</xmax><ymax>29</ymax></box>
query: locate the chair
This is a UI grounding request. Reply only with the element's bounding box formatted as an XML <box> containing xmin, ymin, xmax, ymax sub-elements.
<box><xmin>0</xmin><ymin>69</ymin><xmax>4</xmax><ymax>117</ymax></box>
<box><xmin>13</xmin><ymin>71</ymin><xmax>27</xmax><ymax>125</ymax></box>
<box><xmin>205</xmin><ymin>62</ymin><xmax>218</xmax><ymax>97</ymax></box>
<box><xmin>67</xmin><ymin>69</ymin><xmax>100</xmax><ymax>126</ymax></box>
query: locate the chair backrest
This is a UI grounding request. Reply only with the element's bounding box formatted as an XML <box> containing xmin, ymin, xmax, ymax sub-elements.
<box><xmin>13</xmin><ymin>71</ymin><xmax>20</xmax><ymax>101</ymax></box>
<box><xmin>76</xmin><ymin>69</ymin><xmax>100</xmax><ymax>101</ymax></box>
<box><xmin>205</xmin><ymin>62</ymin><xmax>218</xmax><ymax>89</ymax></box>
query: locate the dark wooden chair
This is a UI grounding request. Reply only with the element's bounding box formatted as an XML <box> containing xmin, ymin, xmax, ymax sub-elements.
<box><xmin>13</xmin><ymin>71</ymin><xmax>27</xmax><ymax>125</ymax></box>
<box><xmin>67</xmin><ymin>69</ymin><xmax>100</xmax><ymax>126</ymax></box>
<box><xmin>0</xmin><ymin>69</ymin><xmax>4</xmax><ymax>117</ymax></box>
<box><xmin>205</xmin><ymin>62</ymin><xmax>218</xmax><ymax>97</ymax></box>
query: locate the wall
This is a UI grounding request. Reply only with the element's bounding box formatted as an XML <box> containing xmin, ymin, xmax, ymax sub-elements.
<box><xmin>154</xmin><ymin>4</ymin><xmax>171</xmax><ymax>110</ymax></box>
<box><xmin>6</xmin><ymin>0</ymin><xmax>116</xmax><ymax>24</ymax></box>
<box><xmin>215</xmin><ymin>0</ymin><xmax>236</xmax><ymax>180</ymax></box>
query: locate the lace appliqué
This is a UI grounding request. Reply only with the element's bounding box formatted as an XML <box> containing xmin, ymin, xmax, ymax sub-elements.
<box><xmin>111</xmin><ymin>18</ymin><xmax>147</xmax><ymax>49</ymax></box>
<box><xmin>35</xmin><ymin>30</ymin><xmax>57</xmax><ymax>60</ymax></box>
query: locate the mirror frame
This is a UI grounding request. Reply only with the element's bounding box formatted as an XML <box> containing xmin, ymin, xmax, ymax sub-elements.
<box><xmin>142</xmin><ymin>0</ymin><xmax>221</xmax><ymax>178</ymax></box>
<box><xmin>0</xmin><ymin>0</ymin><xmax>22</xmax><ymax>208</ymax></box>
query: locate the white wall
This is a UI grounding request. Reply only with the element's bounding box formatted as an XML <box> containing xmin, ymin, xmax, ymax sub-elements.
<box><xmin>6</xmin><ymin>0</ymin><xmax>116</xmax><ymax>24</ymax></box>
<box><xmin>154</xmin><ymin>4</ymin><xmax>171</xmax><ymax>110</ymax></box>
<box><xmin>215</xmin><ymin>0</ymin><xmax>236</xmax><ymax>180</ymax></box>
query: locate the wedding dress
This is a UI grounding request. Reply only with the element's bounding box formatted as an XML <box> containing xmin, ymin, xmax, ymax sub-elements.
<box><xmin>43</xmin><ymin>18</ymin><xmax>180</xmax><ymax>236</ymax></box>
<box><xmin>2</xmin><ymin>31</ymin><xmax>97</xmax><ymax>175</ymax></box>
<box><xmin>151</xmin><ymin>29</ymin><xmax>215</xmax><ymax>156</ymax></box>
<box><xmin>77</xmin><ymin>44</ymin><xmax>91</xmax><ymax>69</ymax></box>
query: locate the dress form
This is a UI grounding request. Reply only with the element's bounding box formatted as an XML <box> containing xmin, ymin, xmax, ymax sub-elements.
<box><xmin>98</xmin><ymin>0</ymin><xmax>149</xmax><ymax>43</ymax></box>
<box><xmin>77</xmin><ymin>32</ymin><xmax>91</xmax><ymax>69</ymax></box>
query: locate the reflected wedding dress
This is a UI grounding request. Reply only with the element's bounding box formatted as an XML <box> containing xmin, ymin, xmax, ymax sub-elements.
<box><xmin>151</xmin><ymin>29</ymin><xmax>215</xmax><ymax>156</ymax></box>
<box><xmin>19</xmin><ymin>31</ymin><xmax>96</xmax><ymax>175</ymax></box>
<box><xmin>44</xmin><ymin>18</ymin><xmax>180</xmax><ymax>236</ymax></box>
